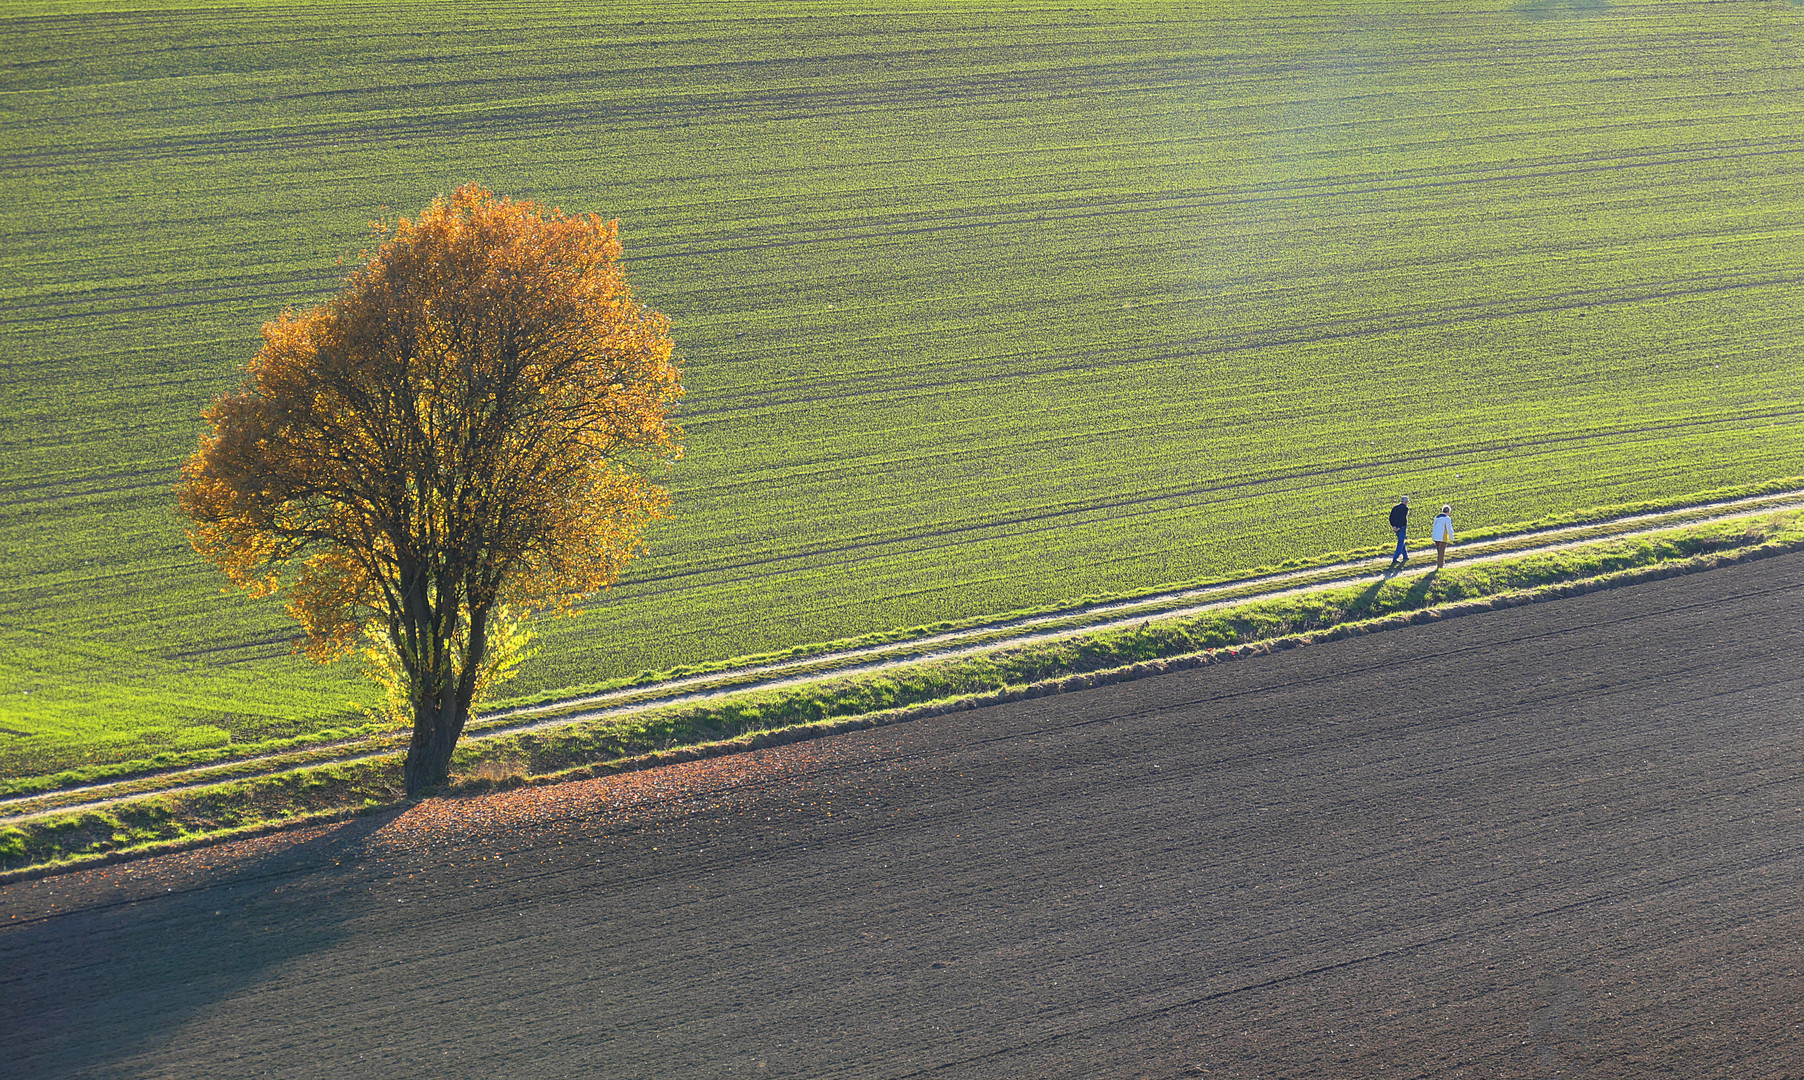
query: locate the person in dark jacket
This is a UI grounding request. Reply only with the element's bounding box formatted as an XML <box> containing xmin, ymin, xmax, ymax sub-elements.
<box><xmin>1388</xmin><ymin>496</ymin><xmax>1410</xmax><ymax>571</ymax></box>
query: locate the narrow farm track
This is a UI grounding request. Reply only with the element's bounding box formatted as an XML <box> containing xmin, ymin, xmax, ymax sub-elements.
<box><xmin>9</xmin><ymin>5</ymin><xmax>1804</xmax><ymax>766</ymax></box>
<box><xmin>4</xmin><ymin>554</ymin><xmax>1801</xmax><ymax>1078</ymax></box>
<box><xmin>7</xmin><ymin>489</ymin><xmax>1801</xmax><ymax>824</ymax></box>
<box><xmin>623</xmin><ymin>419</ymin><xmax>1804</xmax><ymax>593</ymax></box>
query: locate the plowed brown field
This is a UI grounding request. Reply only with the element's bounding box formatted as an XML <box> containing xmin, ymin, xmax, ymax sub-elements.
<box><xmin>4</xmin><ymin>555</ymin><xmax>1803</xmax><ymax>1079</ymax></box>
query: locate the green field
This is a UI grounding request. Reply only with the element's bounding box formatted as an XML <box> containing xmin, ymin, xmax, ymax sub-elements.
<box><xmin>4</xmin><ymin>1</ymin><xmax>1803</xmax><ymax>778</ymax></box>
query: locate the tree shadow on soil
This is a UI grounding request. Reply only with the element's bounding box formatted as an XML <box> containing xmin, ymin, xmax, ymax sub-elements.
<box><xmin>0</xmin><ymin>811</ymin><xmax>401</xmax><ymax>1079</ymax></box>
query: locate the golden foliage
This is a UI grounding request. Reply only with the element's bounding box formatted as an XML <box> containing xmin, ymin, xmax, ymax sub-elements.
<box><xmin>177</xmin><ymin>182</ymin><xmax>682</xmax><ymax>681</ymax></box>
<box><xmin>359</xmin><ymin>604</ymin><xmax>537</xmax><ymax>728</ymax></box>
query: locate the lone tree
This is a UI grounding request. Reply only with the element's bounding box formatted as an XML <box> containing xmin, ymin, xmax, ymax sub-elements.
<box><xmin>178</xmin><ymin>184</ymin><xmax>682</xmax><ymax>795</ymax></box>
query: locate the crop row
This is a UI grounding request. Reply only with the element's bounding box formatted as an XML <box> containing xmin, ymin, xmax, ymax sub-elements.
<box><xmin>3</xmin><ymin>1</ymin><xmax>1803</xmax><ymax>777</ymax></box>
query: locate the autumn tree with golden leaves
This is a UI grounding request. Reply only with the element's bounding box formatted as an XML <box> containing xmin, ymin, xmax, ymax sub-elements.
<box><xmin>178</xmin><ymin>184</ymin><xmax>682</xmax><ymax>795</ymax></box>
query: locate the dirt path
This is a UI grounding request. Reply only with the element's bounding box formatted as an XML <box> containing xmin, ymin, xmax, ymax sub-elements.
<box><xmin>8</xmin><ymin>487</ymin><xmax>1803</xmax><ymax>823</ymax></box>
<box><xmin>3</xmin><ymin>554</ymin><xmax>1802</xmax><ymax>1078</ymax></box>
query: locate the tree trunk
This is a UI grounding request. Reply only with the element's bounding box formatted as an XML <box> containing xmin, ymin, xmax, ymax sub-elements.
<box><xmin>403</xmin><ymin>705</ymin><xmax>460</xmax><ymax>795</ymax></box>
<box><xmin>400</xmin><ymin>597</ymin><xmax>490</xmax><ymax>797</ymax></box>
<box><xmin>399</xmin><ymin>560</ymin><xmax>455</xmax><ymax>796</ymax></box>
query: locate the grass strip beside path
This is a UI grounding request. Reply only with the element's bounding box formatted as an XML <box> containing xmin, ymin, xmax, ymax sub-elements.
<box><xmin>6</xmin><ymin>511</ymin><xmax>1801</xmax><ymax>879</ymax></box>
<box><xmin>13</xmin><ymin>479</ymin><xmax>1799</xmax><ymax>803</ymax></box>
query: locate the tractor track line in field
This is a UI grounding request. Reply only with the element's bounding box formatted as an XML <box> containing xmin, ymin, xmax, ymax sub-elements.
<box><xmin>620</xmin><ymin>423</ymin><xmax>1804</xmax><ymax>590</ymax></box>
<box><xmin>4</xmin><ymin>487</ymin><xmax>1801</xmax><ymax>824</ymax></box>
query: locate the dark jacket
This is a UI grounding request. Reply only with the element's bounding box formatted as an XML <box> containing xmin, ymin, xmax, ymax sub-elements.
<box><xmin>1389</xmin><ymin>502</ymin><xmax>1409</xmax><ymax>530</ymax></box>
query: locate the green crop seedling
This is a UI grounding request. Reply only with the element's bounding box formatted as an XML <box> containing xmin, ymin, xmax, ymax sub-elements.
<box><xmin>3</xmin><ymin>1</ymin><xmax>1802</xmax><ymax>781</ymax></box>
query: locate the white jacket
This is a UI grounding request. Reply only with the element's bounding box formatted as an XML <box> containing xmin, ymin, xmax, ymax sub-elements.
<box><xmin>1432</xmin><ymin>514</ymin><xmax>1454</xmax><ymax>542</ymax></box>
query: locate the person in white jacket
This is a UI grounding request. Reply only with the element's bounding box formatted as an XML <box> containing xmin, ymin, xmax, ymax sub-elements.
<box><xmin>1432</xmin><ymin>505</ymin><xmax>1455</xmax><ymax>569</ymax></box>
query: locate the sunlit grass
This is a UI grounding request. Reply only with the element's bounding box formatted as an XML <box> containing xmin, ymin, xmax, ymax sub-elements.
<box><xmin>4</xmin><ymin>0</ymin><xmax>1804</xmax><ymax>776</ymax></box>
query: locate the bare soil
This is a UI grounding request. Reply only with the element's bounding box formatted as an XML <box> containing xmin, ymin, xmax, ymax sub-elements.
<box><xmin>4</xmin><ymin>554</ymin><xmax>1803</xmax><ymax>1079</ymax></box>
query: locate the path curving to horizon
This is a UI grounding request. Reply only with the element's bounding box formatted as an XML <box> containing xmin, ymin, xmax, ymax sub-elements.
<box><xmin>3</xmin><ymin>554</ymin><xmax>1802</xmax><ymax>1078</ymax></box>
